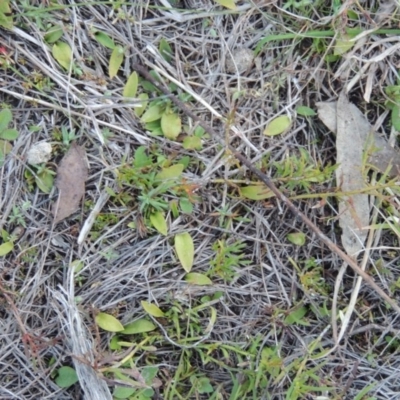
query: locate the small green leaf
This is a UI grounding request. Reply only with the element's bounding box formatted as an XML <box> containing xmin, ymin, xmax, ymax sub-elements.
<box><xmin>170</xmin><ymin>200</ymin><xmax>179</xmax><ymax>218</ymax></box>
<box><xmin>334</xmin><ymin>34</ymin><xmax>356</xmax><ymax>55</ymax></box>
<box><xmin>192</xmin><ymin>376</ymin><xmax>214</xmax><ymax>394</ymax></box>
<box><xmin>109</xmin><ymin>45</ymin><xmax>124</xmax><ymax>79</ymax></box>
<box><xmin>287</xmin><ymin>232</ymin><xmax>306</xmax><ymax>246</ymax></box>
<box><xmin>0</xmin><ymin>128</ymin><xmax>18</xmax><ymax>140</ymax></box>
<box><xmin>134</xmin><ymin>93</ymin><xmax>149</xmax><ymax>118</ymax></box>
<box><xmin>123</xmin><ymin>71</ymin><xmax>138</xmax><ymax>99</ymax></box>
<box><xmin>284</xmin><ymin>306</ymin><xmax>308</xmax><ymax>326</ymax></box>
<box><xmin>180</xmin><ymin>198</ymin><xmax>193</xmax><ymax>214</ymax></box>
<box><xmin>296</xmin><ymin>106</ymin><xmax>316</xmax><ymax>117</ymax></box>
<box><xmin>391</xmin><ymin>105</ymin><xmax>400</xmax><ymax>131</ymax></box>
<box><xmin>44</xmin><ymin>25</ymin><xmax>63</xmax><ymax>44</ymax></box>
<box><xmin>141</xmin><ymin>300</ymin><xmax>165</xmax><ymax>317</ymax></box>
<box><xmin>141</xmin><ymin>105</ymin><xmax>163</xmax><ymax>123</ymax></box>
<box><xmin>113</xmin><ymin>386</ymin><xmax>136</xmax><ymax>399</ymax></box>
<box><xmin>150</xmin><ymin>211</ymin><xmax>168</xmax><ymax>236</ymax></box>
<box><xmin>0</xmin><ymin>0</ymin><xmax>13</xmax><ymax>29</ymax></box>
<box><xmin>159</xmin><ymin>38</ymin><xmax>173</xmax><ymax>63</ymax></box>
<box><xmin>263</xmin><ymin>115</ymin><xmax>291</xmax><ymax>136</ymax></box>
<box><xmin>175</xmin><ymin>232</ymin><xmax>194</xmax><ymax>273</ymax></box>
<box><xmin>52</xmin><ymin>42</ymin><xmax>72</xmax><ymax>70</ymax></box>
<box><xmin>0</xmin><ymin>108</ymin><xmax>12</xmax><ymax>131</ymax></box>
<box><xmin>185</xmin><ymin>273</ymin><xmax>212</xmax><ymax>286</ymax></box>
<box><xmin>70</xmin><ymin>260</ymin><xmax>84</xmax><ymax>274</ymax></box>
<box><xmin>121</xmin><ymin>318</ymin><xmax>156</xmax><ymax>335</ymax></box>
<box><xmin>35</xmin><ymin>169</ymin><xmax>54</xmax><ymax>194</ymax></box>
<box><xmin>215</xmin><ymin>0</ymin><xmax>236</xmax><ymax>9</ymax></box>
<box><xmin>240</xmin><ymin>185</ymin><xmax>275</xmax><ymax>200</ymax></box>
<box><xmin>94</xmin><ymin>31</ymin><xmax>115</xmax><ymax>49</ymax></box>
<box><xmin>0</xmin><ymin>140</ymin><xmax>12</xmax><ymax>166</ymax></box>
<box><xmin>183</xmin><ymin>136</ymin><xmax>202</xmax><ymax>150</ymax></box>
<box><xmin>161</xmin><ymin>112</ymin><xmax>181</xmax><ymax>140</ymax></box>
<box><xmin>55</xmin><ymin>366</ymin><xmax>78</xmax><ymax>388</ymax></box>
<box><xmin>155</xmin><ymin>164</ymin><xmax>184</xmax><ymax>181</ymax></box>
<box><xmin>134</xmin><ymin>146</ymin><xmax>150</xmax><ymax>168</ymax></box>
<box><xmin>95</xmin><ymin>312</ymin><xmax>124</xmax><ymax>332</ymax></box>
<box><xmin>0</xmin><ymin>241</ymin><xmax>13</xmax><ymax>256</ymax></box>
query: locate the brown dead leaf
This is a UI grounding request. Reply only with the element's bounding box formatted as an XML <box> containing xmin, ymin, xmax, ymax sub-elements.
<box><xmin>52</xmin><ymin>143</ymin><xmax>88</xmax><ymax>223</ymax></box>
<box><xmin>316</xmin><ymin>101</ymin><xmax>400</xmax><ymax>178</ymax></box>
<box><xmin>336</xmin><ymin>92</ymin><xmax>370</xmax><ymax>256</ymax></box>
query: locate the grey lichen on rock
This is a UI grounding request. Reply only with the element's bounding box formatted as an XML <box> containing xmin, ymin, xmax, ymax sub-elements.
<box><xmin>225</xmin><ymin>47</ymin><xmax>254</xmax><ymax>74</ymax></box>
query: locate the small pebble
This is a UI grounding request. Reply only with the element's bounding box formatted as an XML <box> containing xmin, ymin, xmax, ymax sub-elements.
<box><xmin>225</xmin><ymin>47</ymin><xmax>254</xmax><ymax>74</ymax></box>
<box><xmin>27</xmin><ymin>142</ymin><xmax>52</xmax><ymax>165</ymax></box>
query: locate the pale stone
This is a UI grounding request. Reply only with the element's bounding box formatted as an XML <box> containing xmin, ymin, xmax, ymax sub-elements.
<box><xmin>27</xmin><ymin>142</ymin><xmax>52</xmax><ymax>165</ymax></box>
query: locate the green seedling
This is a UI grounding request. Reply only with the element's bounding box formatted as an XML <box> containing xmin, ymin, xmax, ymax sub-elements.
<box><xmin>272</xmin><ymin>148</ymin><xmax>335</xmax><ymax>193</ymax></box>
<box><xmin>208</xmin><ymin>240</ymin><xmax>250</xmax><ymax>282</ymax></box>
<box><xmin>0</xmin><ymin>0</ymin><xmax>13</xmax><ymax>29</ymax></box>
<box><xmin>385</xmin><ymin>76</ymin><xmax>400</xmax><ymax>132</ymax></box>
<box><xmin>0</xmin><ymin>108</ymin><xmax>18</xmax><ymax>167</ymax></box>
<box><xmin>138</xmin><ymin>73</ymin><xmax>193</xmax><ymax>140</ymax></box>
<box><xmin>24</xmin><ymin>164</ymin><xmax>55</xmax><ymax>194</ymax></box>
<box><xmin>113</xmin><ymin>145</ymin><xmax>197</xmax><ymax>236</ymax></box>
<box><xmin>0</xmin><ymin>229</ymin><xmax>14</xmax><ymax>256</ymax></box>
<box><xmin>7</xmin><ymin>201</ymin><xmax>31</xmax><ymax>228</ymax></box>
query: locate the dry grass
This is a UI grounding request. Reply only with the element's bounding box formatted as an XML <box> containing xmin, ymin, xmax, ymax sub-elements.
<box><xmin>1</xmin><ymin>1</ymin><xmax>400</xmax><ymax>399</ymax></box>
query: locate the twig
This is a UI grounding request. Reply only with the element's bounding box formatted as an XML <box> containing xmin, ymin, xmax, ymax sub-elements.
<box><xmin>131</xmin><ymin>62</ymin><xmax>400</xmax><ymax>314</ymax></box>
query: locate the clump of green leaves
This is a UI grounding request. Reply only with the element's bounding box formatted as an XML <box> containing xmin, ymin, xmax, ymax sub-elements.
<box><xmin>24</xmin><ymin>164</ymin><xmax>55</xmax><ymax>194</ymax></box>
<box><xmin>208</xmin><ymin>239</ymin><xmax>250</xmax><ymax>282</ymax></box>
<box><xmin>0</xmin><ymin>108</ymin><xmax>18</xmax><ymax>167</ymax></box>
<box><xmin>112</xmin><ymin>146</ymin><xmax>198</xmax><ymax>235</ymax></box>
<box><xmin>272</xmin><ymin>148</ymin><xmax>335</xmax><ymax>193</ymax></box>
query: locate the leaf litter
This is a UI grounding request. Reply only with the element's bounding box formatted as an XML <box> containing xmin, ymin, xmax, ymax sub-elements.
<box><xmin>52</xmin><ymin>143</ymin><xmax>88</xmax><ymax>223</ymax></box>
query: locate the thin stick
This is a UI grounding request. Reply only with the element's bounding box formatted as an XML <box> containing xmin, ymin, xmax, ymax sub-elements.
<box><xmin>131</xmin><ymin>63</ymin><xmax>400</xmax><ymax>314</ymax></box>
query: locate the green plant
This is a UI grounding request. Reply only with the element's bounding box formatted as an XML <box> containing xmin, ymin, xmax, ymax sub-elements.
<box><xmin>290</xmin><ymin>257</ymin><xmax>329</xmax><ymax>297</ymax></box>
<box><xmin>208</xmin><ymin>240</ymin><xmax>250</xmax><ymax>282</ymax></box>
<box><xmin>0</xmin><ymin>0</ymin><xmax>13</xmax><ymax>29</ymax></box>
<box><xmin>24</xmin><ymin>163</ymin><xmax>55</xmax><ymax>194</ymax></box>
<box><xmin>272</xmin><ymin>148</ymin><xmax>336</xmax><ymax>193</ymax></box>
<box><xmin>8</xmin><ymin>201</ymin><xmax>31</xmax><ymax>228</ymax></box>
<box><xmin>385</xmin><ymin>75</ymin><xmax>400</xmax><ymax>132</ymax></box>
<box><xmin>0</xmin><ymin>108</ymin><xmax>18</xmax><ymax>167</ymax></box>
<box><xmin>112</xmin><ymin>145</ymin><xmax>198</xmax><ymax>235</ymax></box>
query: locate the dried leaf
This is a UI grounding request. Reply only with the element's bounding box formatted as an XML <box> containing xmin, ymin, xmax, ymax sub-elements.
<box><xmin>316</xmin><ymin>101</ymin><xmax>400</xmax><ymax>178</ymax></box>
<box><xmin>336</xmin><ymin>92</ymin><xmax>370</xmax><ymax>256</ymax></box>
<box><xmin>52</xmin><ymin>143</ymin><xmax>88</xmax><ymax>223</ymax></box>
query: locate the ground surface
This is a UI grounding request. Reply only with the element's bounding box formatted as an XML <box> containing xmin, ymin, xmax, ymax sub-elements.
<box><xmin>1</xmin><ymin>1</ymin><xmax>400</xmax><ymax>399</ymax></box>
